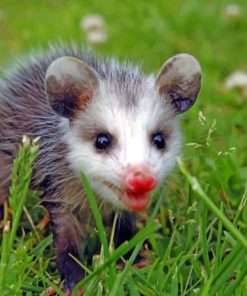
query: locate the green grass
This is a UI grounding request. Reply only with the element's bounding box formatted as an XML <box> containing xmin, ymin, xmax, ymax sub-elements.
<box><xmin>0</xmin><ymin>0</ymin><xmax>247</xmax><ymax>295</ymax></box>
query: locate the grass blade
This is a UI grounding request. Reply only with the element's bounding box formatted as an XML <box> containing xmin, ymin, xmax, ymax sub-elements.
<box><xmin>8</xmin><ymin>136</ymin><xmax>39</xmax><ymax>251</ymax></box>
<box><xmin>80</xmin><ymin>173</ymin><xmax>109</xmax><ymax>260</ymax></box>
<box><xmin>177</xmin><ymin>157</ymin><xmax>247</xmax><ymax>251</ymax></box>
<box><xmin>109</xmin><ymin>241</ymin><xmax>142</xmax><ymax>296</ymax></box>
<box><xmin>0</xmin><ymin>220</ymin><xmax>10</xmax><ymax>292</ymax></box>
<box><xmin>0</xmin><ymin>136</ymin><xmax>38</xmax><ymax>293</ymax></box>
<box><xmin>210</xmin><ymin>248</ymin><xmax>246</xmax><ymax>295</ymax></box>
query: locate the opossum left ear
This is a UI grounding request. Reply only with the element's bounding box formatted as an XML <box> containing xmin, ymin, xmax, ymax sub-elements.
<box><xmin>45</xmin><ymin>56</ymin><xmax>99</xmax><ymax>119</ymax></box>
<box><xmin>156</xmin><ymin>54</ymin><xmax>201</xmax><ymax>114</ymax></box>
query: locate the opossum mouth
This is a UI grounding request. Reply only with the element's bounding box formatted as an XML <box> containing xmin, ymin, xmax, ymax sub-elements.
<box><xmin>122</xmin><ymin>191</ymin><xmax>150</xmax><ymax>212</ymax></box>
<box><xmin>104</xmin><ymin>182</ymin><xmax>151</xmax><ymax>212</ymax></box>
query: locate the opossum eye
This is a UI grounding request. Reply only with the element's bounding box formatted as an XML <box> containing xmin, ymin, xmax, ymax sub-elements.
<box><xmin>152</xmin><ymin>132</ymin><xmax>166</xmax><ymax>150</ymax></box>
<box><xmin>95</xmin><ymin>133</ymin><xmax>112</xmax><ymax>150</ymax></box>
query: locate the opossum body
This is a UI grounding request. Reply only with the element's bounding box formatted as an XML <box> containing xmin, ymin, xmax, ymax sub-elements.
<box><xmin>0</xmin><ymin>46</ymin><xmax>201</xmax><ymax>292</ymax></box>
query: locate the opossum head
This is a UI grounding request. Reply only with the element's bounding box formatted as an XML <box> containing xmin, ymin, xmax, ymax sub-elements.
<box><xmin>45</xmin><ymin>54</ymin><xmax>201</xmax><ymax>211</ymax></box>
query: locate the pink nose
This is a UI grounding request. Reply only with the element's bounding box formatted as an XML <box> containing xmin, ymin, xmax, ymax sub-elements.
<box><xmin>125</xmin><ymin>170</ymin><xmax>157</xmax><ymax>193</ymax></box>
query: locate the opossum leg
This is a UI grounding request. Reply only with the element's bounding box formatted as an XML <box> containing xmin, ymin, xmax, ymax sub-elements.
<box><xmin>115</xmin><ymin>211</ymin><xmax>141</xmax><ymax>261</ymax></box>
<box><xmin>115</xmin><ymin>211</ymin><xmax>151</xmax><ymax>267</ymax></box>
<box><xmin>56</xmin><ymin>245</ymin><xmax>84</xmax><ymax>294</ymax></box>
<box><xmin>0</xmin><ymin>151</ymin><xmax>14</xmax><ymax>219</ymax></box>
<box><xmin>0</xmin><ymin>151</ymin><xmax>13</xmax><ymax>204</ymax></box>
<box><xmin>45</xmin><ymin>202</ymin><xmax>84</xmax><ymax>292</ymax></box>
<box><xmin>115</xmin><ymin>211</ymin><xmax>137</xmax><ymax>248</ymax></box>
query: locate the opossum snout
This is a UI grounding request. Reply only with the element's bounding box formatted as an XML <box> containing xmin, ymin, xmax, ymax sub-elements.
<box><xmin>124</xmin><ymin>166</ymin><xmax>157</xmax><ymax>194</ymax></box>
<box><xmin>120</xmin><ymin>166</ymin><xmax>157</xmax><ymax>211</ymax></box>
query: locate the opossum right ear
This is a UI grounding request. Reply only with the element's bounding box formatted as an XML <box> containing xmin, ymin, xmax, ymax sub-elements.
<box><xmin>45</xmin><ymin>56</ymin><xmax>99</xmax><ymax>119</ymax></box>
<box><xmin>156</xmin><ymin>54</ymin><xmax>201</xmax><ymax>114</ymax></box>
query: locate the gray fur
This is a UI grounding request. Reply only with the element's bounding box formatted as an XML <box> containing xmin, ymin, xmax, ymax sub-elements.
<box><xmin>0</xmin><ymin>45</ymin><xmax>145</xmax><ymax>203</ymax></box>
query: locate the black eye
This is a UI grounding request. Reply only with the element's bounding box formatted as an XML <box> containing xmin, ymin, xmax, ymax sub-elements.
<box><xmin>95</xmin><ymin>133</ymin><xmax>112</xmax><ymax>150</ymax></box>
<box><xmin>152</xmin><ymin>132</ymin><xmax>166</xmax><ymax>150</ymax></box>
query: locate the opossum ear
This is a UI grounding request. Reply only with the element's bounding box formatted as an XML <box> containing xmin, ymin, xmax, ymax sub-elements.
<box><xmin>156</xmin><ymin>54</ymin><xmax>201</xmax><ymax>114</ymax></box>
<box><xmin>45</xmin><ymin>56</ymin><xmax>99</xmax><ymax>119</ymax></box>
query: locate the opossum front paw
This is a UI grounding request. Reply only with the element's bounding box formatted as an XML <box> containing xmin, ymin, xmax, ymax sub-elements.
<box><xmin>62</xmin><ymin>262</ymin><xmax>84</xmax><ymax>293</ymax></box>
<box><xmin>46</xmin><ymin>286</ymin><xmax>83</xmax><ymax>296</ymax></box>
<box><xmin>56</xmin><ymin>251</ymin><xmax>84</xmax><ymax>294</ymax></box>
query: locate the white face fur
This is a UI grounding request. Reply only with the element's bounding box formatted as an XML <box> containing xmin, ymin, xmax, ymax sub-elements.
<box><xmin>45</xmin><ymin>54</ymin><xmax>201</xmax><ymax>211</ymax></box>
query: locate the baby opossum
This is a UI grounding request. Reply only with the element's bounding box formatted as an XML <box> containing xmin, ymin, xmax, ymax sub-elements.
<box><xmin>0</xmin><ymin>45</ymin><xmax>201</xmax><ymax>292</ymax></box>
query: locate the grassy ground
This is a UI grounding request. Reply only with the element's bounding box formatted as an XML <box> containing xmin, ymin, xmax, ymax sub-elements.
<box><xmin>0</xmin><ymin>0</ymin><xmax>247</xmax><ymax>295</ymax></box>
